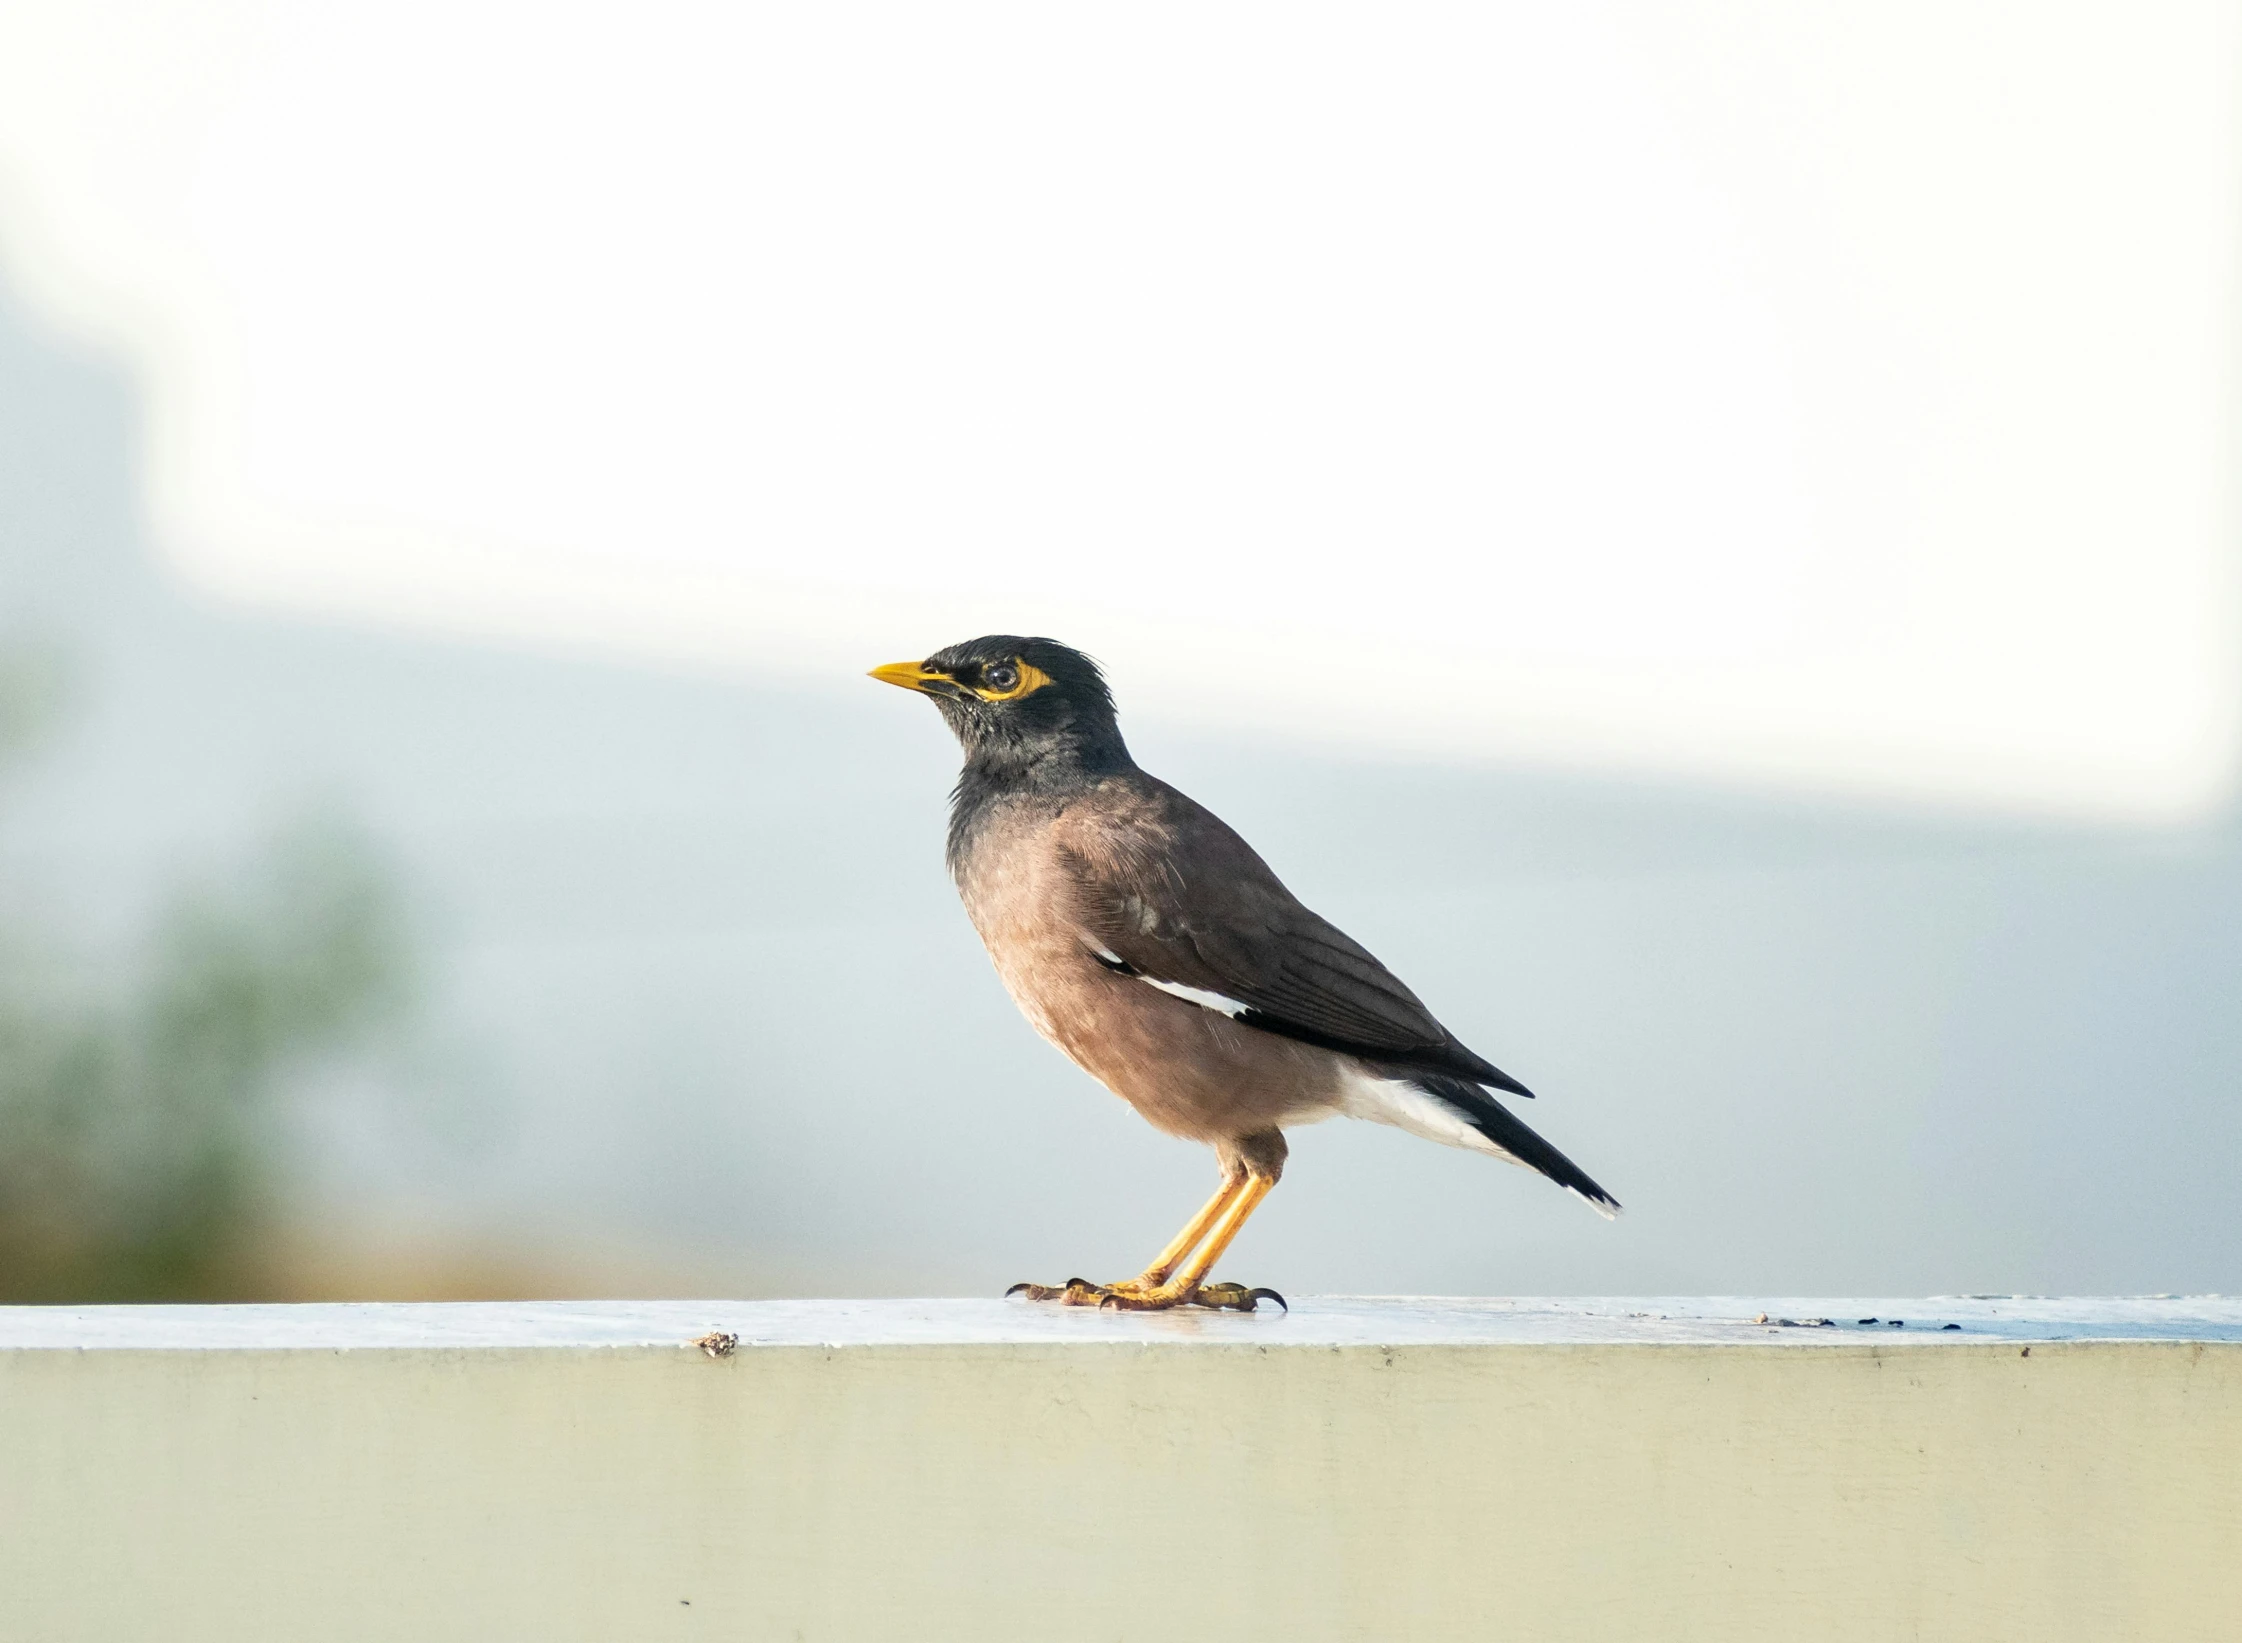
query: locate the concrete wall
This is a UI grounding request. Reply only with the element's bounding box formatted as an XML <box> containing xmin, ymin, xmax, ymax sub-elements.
<box><xmin>2</xmin><ymin>1299</ymin><xmax>2237</xmax><ymax>1641</ymax></box>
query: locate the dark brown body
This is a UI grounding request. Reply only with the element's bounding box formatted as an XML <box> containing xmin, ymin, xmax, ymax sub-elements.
<box><xmin>954</xmin><ymin>776</ymin><xmax>1368</xmax><ymax>1179</ymax></box>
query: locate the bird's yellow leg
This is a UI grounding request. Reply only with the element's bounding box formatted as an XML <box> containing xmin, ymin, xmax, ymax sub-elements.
<box><xmin>1005</xmin><ymin>1175</ymin><xmax>1283</xmax><ymax>1310</ymax></box>
<box><xmin>1004</xmin><ymin>1179</ymin><xmax>1244</xmax><ymax>1305</ymax></box>
<box><xmin>1103</xmin><ymin>1176</ymin><xmax>1247</xmax><ymax>1294</ymax></box>
<box><xmin>1099</xmin><ymin>1175</ymin><xmax>1278</xmax><ymax>1312</ymax></box>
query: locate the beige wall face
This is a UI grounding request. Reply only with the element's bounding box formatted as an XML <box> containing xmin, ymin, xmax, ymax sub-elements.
<box><xmin>3</xmin><ymin>1338</ymin><xmax>2237</xmax><ymax>1642</ymax></box>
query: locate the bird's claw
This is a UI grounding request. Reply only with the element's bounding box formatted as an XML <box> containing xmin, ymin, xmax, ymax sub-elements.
<box><xmin>1007</xmin><ymin>1278</ymin><xmax>1285</xmax><ymax>1312</ymax></box>
<box><xmin>1004</xmin><ymin>1278</ymin><xmax>1118</xmax><ymax>1305</ymax></box>
<box><xmin>1193</xmin><ymin>1282</ymin><xmax>1287</xmax><ymax>1312</ymax></box>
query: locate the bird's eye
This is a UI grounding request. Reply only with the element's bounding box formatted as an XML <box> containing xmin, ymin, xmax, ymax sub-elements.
<box><xmin>983</xmin><ymin>663</ymin><xmax>1019</xmax><ymax>692</ymax></box>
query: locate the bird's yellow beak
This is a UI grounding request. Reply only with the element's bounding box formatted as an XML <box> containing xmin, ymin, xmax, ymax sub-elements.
<box><xmin>868</xmin><ymin>660</ymin><xmax>953</xmax><ymax>694</ymax></box>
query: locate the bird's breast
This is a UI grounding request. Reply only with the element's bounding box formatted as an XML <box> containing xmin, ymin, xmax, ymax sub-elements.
<box><xmin>951</xmin><ymin>806</ymin><xmax>1086</xmax><ymax>1043</ymax></box>
<box><xmin>951</xmin><ymin>806</ymin><xmax>1345</xmax><ymax>1142</ymax></box>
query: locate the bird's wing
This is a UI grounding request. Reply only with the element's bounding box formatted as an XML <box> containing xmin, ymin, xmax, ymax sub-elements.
<box><xmin>1054</xmin><ymin>780</ymin><xmax>1531</xmax><ymax>1095</ymax></box>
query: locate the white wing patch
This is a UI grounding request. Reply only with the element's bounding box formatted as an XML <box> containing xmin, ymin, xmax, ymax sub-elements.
<box><xmin>1140</xmin><ymin>976</ymin><xmax>1250</xmax><ymax>1017</ymax></box>
<box><xmin>1079</xmin><ymin>932</ymin><xmax>1251</xmax><ymax>1017</ymax></box>
<box><xmin>1338</xmin><ymin>1068</ymin><xmax>1526</xmax><ymax>1165</ymax></box>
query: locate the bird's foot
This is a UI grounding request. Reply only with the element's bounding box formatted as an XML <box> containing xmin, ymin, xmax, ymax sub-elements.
<box><xmin>1099</xmin><ymin>1279</ymin><xmax>1287</xmax><ymax>1312</ymax></box>
<box><xmin>1195</xmin><ymin>1282</ymin><xmax>1286</xmax><ymax>1312</ymax></box>
<box><xmin>1002</xmin><ymin>1272</ymin><xmax>1163</xmax><ymax>1305</ymax></box>
<box><xmin>1004</xmin><ymin>1278</ymin><xmax>1285</xmax><ymax>1313</ymax></box>
<box><xmin>1004</xmin><ymin>1278</ymin><xmax>1114</xmax><ymax>1305</ymax></box>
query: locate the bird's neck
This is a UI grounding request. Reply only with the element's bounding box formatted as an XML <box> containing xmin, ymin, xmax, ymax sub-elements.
<box><xmin>947</xmin><ymin>736</ymin><xmax>1137</xmax><ymax>868</ymax></box>
<box><xmin>958</xmin><ymin>722</ymin><xmax>1134</xmax><ymax>791</ymax></box>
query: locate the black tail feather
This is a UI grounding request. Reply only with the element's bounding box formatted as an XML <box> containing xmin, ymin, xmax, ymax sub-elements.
<box><xmin>1409</xmin><ymin>1073</ymin><xmax>1621</xmax><ymax>1217</ymax></box>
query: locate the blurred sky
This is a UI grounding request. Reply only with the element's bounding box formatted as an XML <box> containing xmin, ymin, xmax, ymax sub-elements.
<box><xmin>1</xmin><ymin>5</ymin><xmax>2239</xmax><ymax>1298</ymax></box>
<box><xmin>1</xmin><ymin>3</ymin><xmax>2238</xmax><ymax>817</ymax></box>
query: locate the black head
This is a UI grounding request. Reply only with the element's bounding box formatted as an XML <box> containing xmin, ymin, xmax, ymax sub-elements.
<box><xmin>869</xmin><ymin>635</ymin><xmax>1129</xmax><ymax>783</ymax></box>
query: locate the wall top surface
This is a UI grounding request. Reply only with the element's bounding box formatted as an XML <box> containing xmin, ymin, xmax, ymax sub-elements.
<box><xmin>1</xmin><ymin>1295</ymin><xmax>2237</xmax><ymax>1352</ymax></box>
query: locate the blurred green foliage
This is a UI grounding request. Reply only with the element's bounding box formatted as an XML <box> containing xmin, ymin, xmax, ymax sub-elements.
<box><xmin>0</xmin><ymin>638</ymin><xmax>67</xmax><ymax>764</ymax></box>
<box><xmin>0</xmin><ymin>640</ymin><xmax>413</xmax><ymax>1301</ymax></box>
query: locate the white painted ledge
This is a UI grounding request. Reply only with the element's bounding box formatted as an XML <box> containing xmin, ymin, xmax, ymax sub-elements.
<box><xmin>3</xmin><ymin>1297</ymin><xmax>2238</xmax><ymax>1643</ymax></box>
<box><xmin>4</xmin><ymin>1291</ymin><xmax>2242</xmax><ymax>1353</ymax></box>
<box><xmin>3</xmin><ymin>1292</ymin><xmax>2238</xmax><ymax>1350</ymax></box>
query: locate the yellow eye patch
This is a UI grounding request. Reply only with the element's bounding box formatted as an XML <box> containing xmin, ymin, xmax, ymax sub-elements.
<box><xmin>969</xmin><ymin>658</ymin><xmax>1052</xmax><ymax>702</ymax></box>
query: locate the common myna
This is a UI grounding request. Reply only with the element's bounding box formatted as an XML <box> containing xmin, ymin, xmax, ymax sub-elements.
<box><xmin>873</xmin><ymin>636</ymin><xmax>1618</xmax><ymax>1311</ymax></box>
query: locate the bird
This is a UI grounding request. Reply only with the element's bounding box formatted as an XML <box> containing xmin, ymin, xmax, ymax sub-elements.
<box><xmin>871</xmin><ymin>635</ymin><xmax>1617</xmax><ymax>1311</ymax></box>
